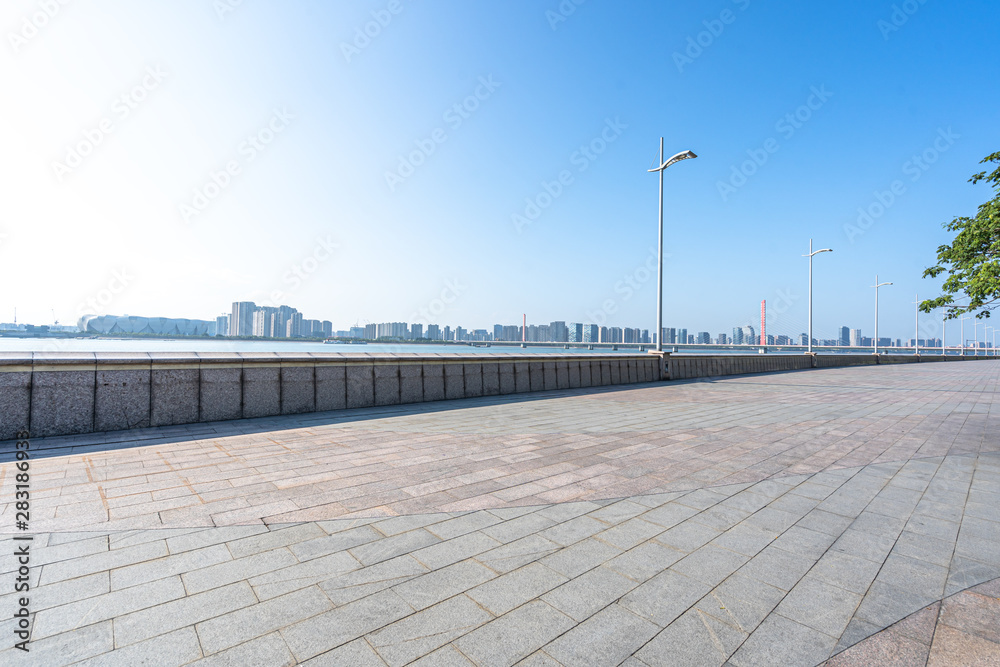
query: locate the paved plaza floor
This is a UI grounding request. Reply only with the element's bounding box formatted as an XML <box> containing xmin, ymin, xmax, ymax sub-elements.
<box><xmin>1</xmin><ymin>360</ymin><xmax>998</xmax><ymax>665</ymax></box>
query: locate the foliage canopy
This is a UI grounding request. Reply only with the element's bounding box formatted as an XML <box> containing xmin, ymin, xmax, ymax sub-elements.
<box><xmin>920</xmin><ymin>151</ymin><xmax>1000</xmax><ymax>320</ymax></box>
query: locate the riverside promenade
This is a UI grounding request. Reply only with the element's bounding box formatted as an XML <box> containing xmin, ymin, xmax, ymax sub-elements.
<box><xmin>1</xmin><ymin>360</ymin><xmax>998</xmax><ymax>665</ymax></box>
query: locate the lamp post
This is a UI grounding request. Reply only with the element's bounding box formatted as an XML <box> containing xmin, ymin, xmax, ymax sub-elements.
<box><xmin>803</xmin><ymin>239</ymin><xmax>832</xmax><ymax>354</ymax></box>
<box><xmin>960</xmin><ymin>315</ymin><xmax>966</xmax><ymax>356</ymax></box>
<box><xmin>649</xmin><ymin>139</ymin><xmax>697</xmax><ymax>352</ymax></box>
<box><xmin>872</xmin><ymin>275</ymin><xmax>892</xmax><ymax>354</ymax></box>
<box><xmin>942</xmin><ymin>309</ymin><xmax>946</xmax><ymax>356</ymax></box>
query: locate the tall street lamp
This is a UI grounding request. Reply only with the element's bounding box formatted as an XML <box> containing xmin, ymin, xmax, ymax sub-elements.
<box><xmin>872</xmin><ymin>275</ymin><xmax>892</xmax><ymax>354</ymax></box>
<box><xmin>649</xmin><ymin>139</ymin><xmax>697</xmax><ymax>352</ymax></box>
<box><xmin>942</xmin><ymin>308</ymin><xmax>946</xmax><ymax>356</ymax></box>
<box><xmin>803</xmin><ymin>239</ymin><xmax>832</xmax><ymax>354</ymax></box>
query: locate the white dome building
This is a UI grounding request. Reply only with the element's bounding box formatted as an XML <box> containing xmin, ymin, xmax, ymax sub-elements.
<box><xmin>78</xmin><ymin>314</ymin><xmax>215</xmax><ymax>336</ymax></box>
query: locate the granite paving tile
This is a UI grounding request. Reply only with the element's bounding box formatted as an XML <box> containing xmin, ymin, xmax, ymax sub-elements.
<box><xmin>2</xmin><ymin>360</ymin><xmax>998</xmax><ymax>665</ymax></box>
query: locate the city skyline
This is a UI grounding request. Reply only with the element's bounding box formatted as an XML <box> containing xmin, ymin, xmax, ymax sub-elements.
<box><xmin>2</xmin><ymin>2</ymin><xmax>998</xmax><ymax>344</ymax></box>
<box><xmin>44</xmin><ymin>299</ymin><xmax>994</xmax><ymax>350</ymax></box>
<box><xmin>3</xmin><ymin>292</ymin><xmax>987</xmax><ymax>346</ymax></box>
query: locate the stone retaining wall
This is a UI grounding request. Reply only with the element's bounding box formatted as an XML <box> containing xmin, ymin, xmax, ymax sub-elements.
<box><xmin>666</xmin><ymin>354</ymin><xmax>813</xmax><ymax>380</ymax></box>
<box><xmin>812</xmin><ymin>354</ymin><xmax>879</xmax><ymax>368</ymax></box>
<box><xmin>666</xmin><ymin>352</ymin><xmax>994</xmax><ymax>379</ymax></box>
<box><xmin>2</xmin><ymin>351</ymin><xmax>994</xmax><ymax>441</ymax></box>
<box><xmin>0</xmin><ymin>353</ymin><xmax>662</xmax><ymax>440</ymax></box>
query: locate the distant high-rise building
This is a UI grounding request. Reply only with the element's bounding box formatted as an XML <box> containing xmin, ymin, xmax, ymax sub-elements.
<box><xmin>252</xmin><ymin>306</ymin><xmax>277</xmax><ymax>338</ymax></box>
<box><xmin>838</xmin><ymin>326</ymin><xmax>850</xmax><ymax>346</ymax></box>
<box><xmin>850</xmin><ymin>328</ymin><xmax>862</xmax><ymax>347</ymax></box>
<box><xmin>426</xmin><ymin>324</ymin><xmax>440</xmax><ymax>340</ymax></box>
<box><xmin>363</xmin><ymin>323</ymin><xmax>376</xmax><ymax>339</ymax></box>
<box><xmin>443</xmin><ymin>325</ymin><xmax>452</xmax><ymax>341</ymax></box>
<box><xmin>271</xmin><ymin>305</ymin><xmax>295</xmax><ymax>338</ymax></box>
<box><xmin>215</xmin><ymin>314</ymin><xmax>230</xmax><ymax>337</ymax></box>
<box><xmin>550</xmin><ymin>321</ymin><xmax>568</xmax><ymax>343</ymax></box>
<box><xmin>799</xmin><ymin>333</ymin><xmax>808</xmax><ymax>346</ymax></box>
<box><xmin>526</xmin><ymin>324</ymin><xmax>551</xmax><ymax>342</ymax></box>
<box><xmin>717</xmin><ymin>333</ymin><xmax>728</xmax><ymax>345</ymax></box>
<box><xmin>582</xmin><ymin>324</ymin><xmax>599</xmax><ymax>343</ymax></box>
<box><xmin>252</xmin><ymin>309</ymin><xmax>267</xmax><ymax>337</ymax></box>
<box><xmin>230</xmin><ymin>301</ymin><xmax>256</xmax><ymax>337</ymax></box>
<box><xmin>732</xmin><ymin>327</ymin><xmax>743</xmax><ymax>345</ymax></box>
<box><xmin>455</xmin><ymin>326</ymin><xmax>467</xmax><ymax>341</ymax></box>
<box><xmin>741</xmin><ymin>325</ymin><xmax>755</xmax><ymax>345</ymax></box>
<box><xmin>375</xmin><ymin>322</ymin><xmax>408</xmax><ymax>339</ymax></box>
<box><xmin>696</xmin><ymin>332</ymin><xmax>710</xmax><ymax>344</ymax></box>
<box><xmin>677</xmin><ymin>328</ymin><xmax>688</xmax><ymax>346</ymax></box>
<box><xmin>322</xmin><ymin>321</ymin><xmax>333</xmax><ymax>338</ymax></box>
<box><xmin>496</xmin><ymin>325</ymin><xmax>520</xmax><ymax>341</ymax></box>
<box><xmin>286</xmin><ymin>311</ymin><xmax>303</xmax><ymax>337</ymax></box>
<box><xmin>568</xmin><ymin>322</ymin><xmax>583</xmax><ymax>343</ymax></box>
<box><xmin>410</xmin><ymin>323</ymin><xmax>423</xmax><ymax>339</ymax></box>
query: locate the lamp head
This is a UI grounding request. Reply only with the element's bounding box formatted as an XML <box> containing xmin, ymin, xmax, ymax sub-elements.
<box><xmin>649</xmin><ymin>150</ymin><xmax>698</xmax><ymax>172</ymax></box>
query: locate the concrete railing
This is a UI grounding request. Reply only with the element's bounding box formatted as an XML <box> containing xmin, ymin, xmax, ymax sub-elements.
<box><xmin>665</xmin><ymin>352</ymin><xmax>995</xmax><ymax>379</ymax></box>
<box><xmin>0</xmin><ymin>352</ymin><xmax>663</xmax><ymax>440</ymax></box>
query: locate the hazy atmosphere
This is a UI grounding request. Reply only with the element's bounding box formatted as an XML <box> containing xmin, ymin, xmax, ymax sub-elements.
<box><xmin>3</xmin><ymin>0</ymin><xmax>998</xmax><ymax>340</ymax></box>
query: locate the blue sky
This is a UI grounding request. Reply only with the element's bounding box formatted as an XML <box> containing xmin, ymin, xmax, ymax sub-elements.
<box><xmin>2</xmin><ymin>0</ymin><xmax>998</xmax><ymax>343</ymax></box>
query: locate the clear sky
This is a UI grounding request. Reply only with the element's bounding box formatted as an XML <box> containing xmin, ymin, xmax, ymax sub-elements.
<box><xmin>2</xmin><ymin>0</ymin><xmax>998</xmax><ymax>343</ymax></box>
